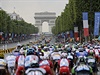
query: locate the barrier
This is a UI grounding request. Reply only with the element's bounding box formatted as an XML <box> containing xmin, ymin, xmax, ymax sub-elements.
<box><xmin>0</xmin><ymin>47</ymin><xmax>16</xmax><ymax>54</ymax></box>
<box><xmin>0</xmin><ymin>53</ymin><xmax>4</xmax><ymax>58</ymax></box>
<box><xmin>0</xmin><ymin>39</ymin><xmax>43</xmax><ymax>54</ymax></box>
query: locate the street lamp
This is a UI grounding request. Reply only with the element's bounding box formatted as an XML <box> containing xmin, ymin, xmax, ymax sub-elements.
<box><xmin>89</xmin><ymin>0</ymin><xmax>92</xmax><ymax>42</ymax></box>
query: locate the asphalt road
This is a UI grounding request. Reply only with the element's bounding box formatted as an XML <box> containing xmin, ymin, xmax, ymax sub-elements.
<box><xmin>4</xmin><ymin>35</ymin><xmax>55</xmax><ymax>59</ymax></box>
<box><xmin>0</xmin><ymin>37</ymin><xmax>41</xmax><ymax>49</ymax></box>
<box><xmin>3</xmin><ymin>36</ymin><xmax>100</xmax><ymax>75</ymax></box>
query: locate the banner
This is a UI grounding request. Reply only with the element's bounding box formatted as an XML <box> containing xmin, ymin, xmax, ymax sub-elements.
<box><xmin>83</xmin><ymin>12</ymin><xmax>89</xmax><ymax>37</ymax></box>
<box><xmin>94</xmin><ymin>12</ymin><xmax>100</xmax><ymax>36</ymax></box>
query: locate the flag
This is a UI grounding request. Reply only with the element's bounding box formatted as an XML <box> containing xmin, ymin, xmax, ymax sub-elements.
<box><xmin>94</xmin><ymin>12</ymin><xmax>100</xmax><ymax>36</ymax></box>
<box><xmin>74</xmin><ymin>27</ymin><xmax>78</xmax><ymax>40</ymax></box>
<box><xmin>83</xmin><ymin>12</ymin><xmax>89</xmax><ymax>37</ymax></box>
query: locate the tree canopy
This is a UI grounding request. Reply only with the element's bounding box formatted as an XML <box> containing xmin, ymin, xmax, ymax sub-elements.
<box><xmin>0</xmin><ymin>9</ymin><xmax>38</xmax><ymax>34</ymax></box>
<box><xmin>52</xmin><ymin>0</ymin><xmax>100</xmax><ymax>35</ymax></box>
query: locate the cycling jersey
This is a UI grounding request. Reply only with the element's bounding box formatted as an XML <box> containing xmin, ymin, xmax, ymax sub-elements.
<box><xmin>51</xmin><ymin>52</ymin><xmax>61</xmax><ymax>60</ymax></box>
<box><xmin>39</xmin><ymin>60</ymin><xmax>49</xmax><ymax>66</ymax></box>
<box><xmin>18</xmin><ymin>55</ymin><xmax>25</xmax><ymax>66</ymax></box>
<box><xmin>59</xmin><ymin>58</ymin><xmax>69</xmax><ymax>67</ymax></box>
<box><xmin>25</xmin><ymin>55</ymin><xmax>39</xmax><ymax>68</ymax></box>
<box><xmin>6</xmin><ymin>55</ymin><xmax>16</xmax><ymax>67</ymax></box>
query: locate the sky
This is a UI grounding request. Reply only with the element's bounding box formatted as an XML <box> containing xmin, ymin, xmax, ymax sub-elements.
<box><xmin>1</xmin><ymin>0</ymin><xmax>68</xmax><ymax>32</ymax></box>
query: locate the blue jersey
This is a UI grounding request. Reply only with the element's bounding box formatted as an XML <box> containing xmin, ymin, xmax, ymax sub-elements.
<box><xmin>76</xmin><ymin>51</ymin><xmax>87</xmax><ymax>57</ymax></box>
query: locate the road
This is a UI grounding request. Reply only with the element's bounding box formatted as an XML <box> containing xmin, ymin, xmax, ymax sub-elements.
<box><xmin>3</xmin><ymin>36</ymin><xmax>40</xmax><ymax>59</ymax></box>
<box><xmin>4</xmin><ymin>35</ymin><xmax>55</xmax><ymax>59</ymax></box>
<box><xmin>0</xmin><ymin>37</ymin><xmax>41</xmax><ymax>49</ymax></box>
<box><xmin>2</xmin><ymin>36</ymin><xmax>100</xmax><ymax>75</ymax></box>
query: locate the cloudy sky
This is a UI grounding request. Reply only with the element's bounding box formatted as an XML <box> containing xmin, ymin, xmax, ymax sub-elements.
<box><xmin>1</xmin><ymin>0</ymin><xmax>68</xmax><ymax>32</ymax></box>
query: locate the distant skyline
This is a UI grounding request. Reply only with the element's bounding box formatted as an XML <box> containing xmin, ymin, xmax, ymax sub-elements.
<box><xmin>1</xmin><ymin>0</ymin><xmax>68</xmax><ymax>32</ymax></box>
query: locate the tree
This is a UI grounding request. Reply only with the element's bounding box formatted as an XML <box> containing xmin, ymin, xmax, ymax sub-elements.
<box><xmin>0</xmin><ymin>9</ymin><xmax>38</xmax><ymax>35</ymax></box>
<box><xmin>53</xmin><ymin>0</ymin><xmax>100</xmax><ymax>36</ymax></box>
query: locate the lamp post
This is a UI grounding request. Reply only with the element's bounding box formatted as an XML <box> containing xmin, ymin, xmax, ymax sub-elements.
<box><xmin>90</xmin><ymin>0</ymin><xmax>92</xmax><ymax>42</ymax></box>
<box><xmin>0</xmin><ymin>8</ymin><xmax>2</xmax><ymax>44</ymax></box>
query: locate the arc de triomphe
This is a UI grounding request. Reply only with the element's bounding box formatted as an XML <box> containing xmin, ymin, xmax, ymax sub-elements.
<box><xmin>34</xmin><ymin>12</ymin><xmax>56</xmax><ymax>34</ymax></box>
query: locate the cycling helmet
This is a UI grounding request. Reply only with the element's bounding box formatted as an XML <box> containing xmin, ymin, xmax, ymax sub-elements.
<box><xmin>67</xmin><ymin>47</ymin><xmax>71</xmax><ymax>52</ymax></box>
<box><xmin>88</xmin><ymin>50</ymin><xmax>94</xmax><ymax>56</ymax></box>
<box><xmin>17</xmin><ymin>43</ymin><xmax>21</xmax><ymax>46</ymax></box>
<box><xmin>74</xmin><ymin>45</ymin><xmax>78</xmax><ymax>49</ymax></box>
<box><xmin>54</xmin><ymin>49</ymin><xmax>58</xmax><ymax>52</ymax></box>
<box><xmin>90</xmin><ymin>47</ymin><xmax>93</xmax><ymax>50</ymax></box>
<box><xmin>79</xmin><ymin>57</ymin><xmax>86</xmax><ymax>64</ymax></box>
<box><xmin>94</xmin><ymin>46</ymin><xmax>98</xmax><ymax>49</ymax></box>
<box><xmin>27</xmin><ymin>48</ymin><xmax>35</xmax><ymax>55</ymax></box>
<box><xmin>10</xmin><ymin>53</ymin><xmax>14</xmax><ymax>55</ymax></box>
<box><xmin>29</xmin><ymin>40</ymin><xmax>33</xmax><ymax>43</ymax></box>
<box><xmin>79</xmin><ymin>48</ymin><xmax>84</xmax><ymax>52</ymax></box>
<box><xmin>17</xmin><ymin>43</ymin><xmax>22</xmax><ymax>50</ymax></box>
<box><xmin>61</xmin><ymin>53</ymin><xmax>67</xmax><ymax>58</ymax></box>
<box><xmin>38</xmin><ymin>45</ymin><xmax>41</xmax><ymax>48</ymax></box>
<box><xmin>43</xmin><ymin>47</ymin><xmax>49</xmax><ymax>52</ymax></box>
<box><xmin>20</xmin><ymin>48</ymin><xmax>25</xmax><ymax>55</ymax></box>
<box><xmin>13</xmin><ymin>49</ymin><xmax>19</xmax><ymax>52</ymax></box>
<box><xmin>13</xmin><ymin>50</ymin><xmax>20</xmax><ymax>56</ymax></box>
<box><xmin>87</xmin><ymin>45</ymin><xmax>90</xmax><ymax>49</ymax></box>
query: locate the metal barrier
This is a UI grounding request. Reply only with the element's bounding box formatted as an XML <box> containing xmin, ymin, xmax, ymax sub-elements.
<box><xmin>0</xmin><ymin>47</ymin><xmax>16</xmax><ymax>53</ymax></box>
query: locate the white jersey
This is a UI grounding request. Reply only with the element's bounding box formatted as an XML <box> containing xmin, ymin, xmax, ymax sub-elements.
<box><xmin>25</xmin><ymin>55</ymin><xmax>39</xmax><ymax>67</ymax></box>
<box><xmin>39</xmin><ymin>60</ymin><xmax>49</xmax><ymax>66</ymax></box>
<box><xmin>44</xmin><ymin>51</ymin><xmax>50</xmax><ymax>57</ymax></box>
<box><xmin>94</xmin><ymin>49</ymin><xmax>99</xmax><ymax>55</ymax></box>
<box><xmin>51</xmin><ymin>52</ymin><xmax>61</xmax><ymax>60</ymax></box>
<box><xmin>60</xmin><ymin>58</ymin><xmax>69</xmax><ymax>67</ymax></box>
<box><xmin>86</xmin><ymin>48</ymin><xmax>89</xmax><ymax>52</ymax></box>
<box><xmin>18</xmin><ymin>55</ymin><xmax>25</xmax><ymax>66</ymax></box>
<box><xmin>6</xmin><ymin>55</ymin><xmax>16</xmax><ymax>67</ymax></box>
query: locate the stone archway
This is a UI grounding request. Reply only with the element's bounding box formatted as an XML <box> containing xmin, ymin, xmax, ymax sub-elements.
<box><xmin>34</xmin><ymin>12</ymin><xmax>56</xmax><ymax>34</ymax></box>
<box><xmin>42</xmin><ymin>22</ymin><xmax>49</xmax><ymax>32</ymax></box>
